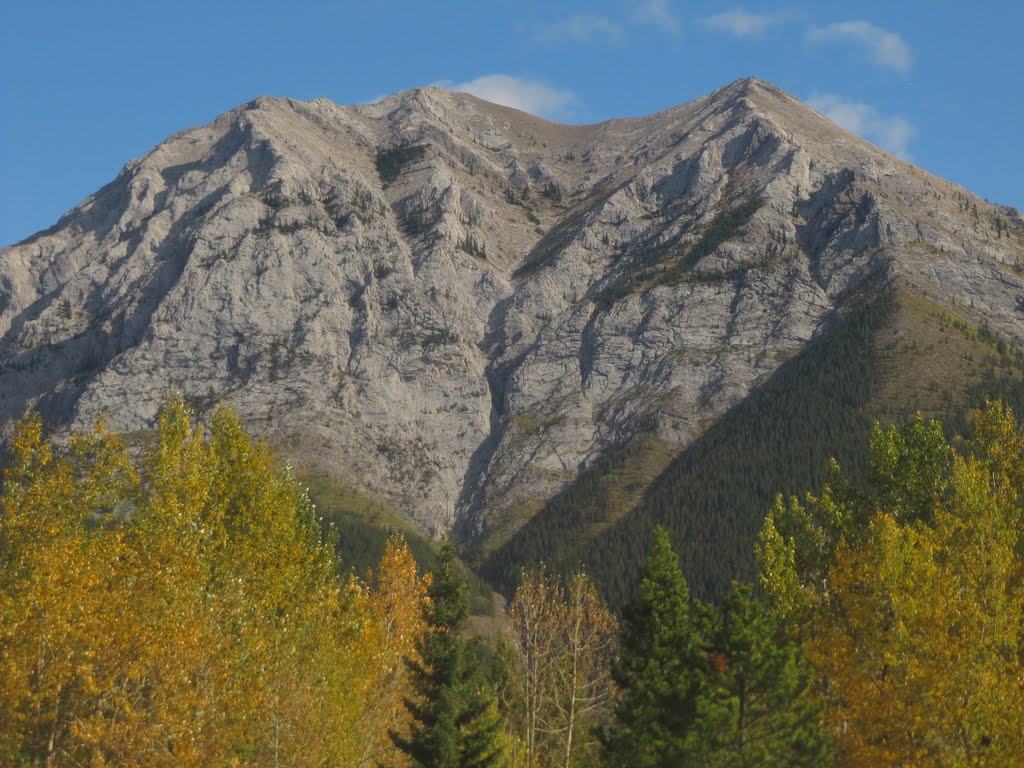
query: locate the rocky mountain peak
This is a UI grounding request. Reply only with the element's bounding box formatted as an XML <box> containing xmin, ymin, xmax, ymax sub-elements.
<box><xmin>2</xmin><ymin>79</ymin><xmax>1022</xmax><ymax>538</ymax></box>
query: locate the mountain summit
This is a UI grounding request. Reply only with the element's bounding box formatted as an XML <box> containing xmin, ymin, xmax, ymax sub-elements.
<box><xmin>2</xmin><ymin>78</ymin><xmax>1023</xmax><ymax>542</ymax></box>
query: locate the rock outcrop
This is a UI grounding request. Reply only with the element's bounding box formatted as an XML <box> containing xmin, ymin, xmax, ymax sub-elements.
<box><xmin>2</xmin><ymin>78</ymin><xmax>1022</xmax><ymax>536</ymax></box>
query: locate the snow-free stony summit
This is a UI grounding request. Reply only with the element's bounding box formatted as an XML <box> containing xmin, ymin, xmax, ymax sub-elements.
<box><xmin>2</xmin><ymin>78</ymin><xmax>1022</xmax><ymax>536</ymax></box>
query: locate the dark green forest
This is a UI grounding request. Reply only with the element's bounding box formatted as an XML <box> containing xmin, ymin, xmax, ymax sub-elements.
<box><xmin>483</xmin><ymin>289</ymin><xmax>1024</xmax><ymax>607</ymax></box>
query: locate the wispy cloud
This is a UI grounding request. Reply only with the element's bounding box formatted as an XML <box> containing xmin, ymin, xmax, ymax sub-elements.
<box><xmin>444</xmin><ymin>75</ymin><xmax>576</xmax><ymax>120</ymax></box>
<box><xmin>703</xmin><ymin>9</ymin><xmax>788</xmax><ymax>38</ymax></box>
<box><xmin>534</xmin><ymin>2</ymin><xmax>679</xmax><ymax>46</ymax></box>
<box><xmin>632</xmin><ymin>0</ymin><xmax>681</xmax><ymax>36</ymax></box>
<box><xmin>534</xmin><ymin>14</ymin><xmax>624</xmax><ymax>44</ymax></box>
<box><xmin>807</xmin><ymin>20</ymin><xmax>911</xmax><ymax>72</ymax></box>
<box><xmin>808</xmin><ymin>93</ymin><xmax>916</xmax><ymax>158</ymax></box>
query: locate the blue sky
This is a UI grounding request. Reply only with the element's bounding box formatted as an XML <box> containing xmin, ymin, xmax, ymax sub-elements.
<box><xmin>1</xmin><ymin>0</ymin><xmax>1021</xmax><ymax>247</ymax></box>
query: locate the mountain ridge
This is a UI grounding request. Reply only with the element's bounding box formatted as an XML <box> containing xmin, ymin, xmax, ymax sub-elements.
<box><xmin>2</xmin><ymin>78</ymin><xmax>1022</xmax><ymax>544</ymax></box>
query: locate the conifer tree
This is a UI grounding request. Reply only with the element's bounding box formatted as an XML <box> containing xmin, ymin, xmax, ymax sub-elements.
<box><xmin>697</xmin><ymin>583</ymin><xmax>831</xmax><ymax>767</ymax></box>
<box><xmin>393</xmin><ymin>537</ymin><xmax>505</xmax><ymax>768</ymax></box>
<box><xmin>601</xmin><ymin>526</ymin><xmax>704</xmax><ymax>767</ymax></box>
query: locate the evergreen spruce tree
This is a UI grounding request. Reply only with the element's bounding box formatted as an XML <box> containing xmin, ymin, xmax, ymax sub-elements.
<box><xmin>392</xmin><ymin>537</ymin><xmax>505</xmax><ymax>768</ymax></box>
<box><xmin>697</xmin><ymin>583</ymin><xmax>832</xmax><ymax>767</ymax></box>
<box><xmin>601</xmin><ymin>526</ymin><xmax>705</xmax><ymax>767</ymax></box>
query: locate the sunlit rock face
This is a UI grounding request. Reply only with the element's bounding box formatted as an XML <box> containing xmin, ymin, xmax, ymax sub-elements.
<box><xmin>2</xmin><ymin>78</ymin><xmax>1022</xmax><ymax>537</ymax></box>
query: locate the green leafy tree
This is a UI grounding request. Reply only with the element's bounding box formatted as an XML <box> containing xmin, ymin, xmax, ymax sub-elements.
<box><xmin>697</xmin><ymin>584</ymin><xmax>831</xmax><ymax>767</ymax></box>
<box><xmin>867</xmin><ymin>413</ymin><xmax>949</xmax><ymax>524</ymax></box>
<box><xmin>601</xmin><ymin>526</ymin><xmax>704</xmax><ymax>767</ymax></box>
<box><xmin>393</xmin><ymin>537</ymin><xmax>505</xmax><ymax>768</ymax></box>
<box><xmin>756</xmin><ymin>413</ymin><xmax>953</xmax><ymax>629</ymax></box>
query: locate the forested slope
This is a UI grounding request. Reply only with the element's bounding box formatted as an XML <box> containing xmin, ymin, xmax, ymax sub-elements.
<box><xmin>484</xmin><ymin>288</ymin><xmax>1024</xmax><ymax>605</ymax></box>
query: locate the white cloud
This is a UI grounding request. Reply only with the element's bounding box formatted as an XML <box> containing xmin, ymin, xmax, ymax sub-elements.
<box><xmin>533</xmin><ymin>2</ymin><xmax>679</xmax><ymax>46</ymax></box>
<box><xmin>445</xmin><ymin>75</ymin><xmax>576</xmax><ymax>120</ymax></box>
<box><xmin>534</xmin><ymin>14</ymin><xmax>624</xmax><ymax>44</ymax></box>
<box><xmin>807</xmin><ymin>20</ymin><xmax>911</xmax><ymax>72</ymax></box>
<box><xmin>632</xmin><ymin>0</ymin><xmax>681</xmax><ymax>36</ymax></box>
<box><xmin>807</xmin><ymin>93</ymin><xmax>916</xmax><ymax>158</ymax></box>
<box><xmin>704</xmin><ymin>9</ymin><xmax>786</xmax><ymax>38</ymax></box>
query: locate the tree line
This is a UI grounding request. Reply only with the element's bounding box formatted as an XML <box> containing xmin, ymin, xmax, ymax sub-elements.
<box><xmin>485</xmin><ymin>291</ymin><xmax>895</xmax><ymax>606</ymax></box>
<box><xmin>486</xmin><ymin>289</ymin><xmax>1024</xmax><ymax>611</ymax></box>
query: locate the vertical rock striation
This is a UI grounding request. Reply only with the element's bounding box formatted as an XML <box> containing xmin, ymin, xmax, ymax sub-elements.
<box><xmin>2</xmin><ymin>78</ymin><xmax>1022</xmax><ymax>537</ymax></box>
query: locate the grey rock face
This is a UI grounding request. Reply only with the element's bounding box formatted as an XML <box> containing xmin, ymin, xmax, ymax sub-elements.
<box><xmin>2</xmin><ymin>79</ymin><xmax>1023</xmax><ymax>537</ymax></box>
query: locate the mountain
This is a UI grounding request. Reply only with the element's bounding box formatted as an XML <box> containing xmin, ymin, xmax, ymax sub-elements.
<box><xmin>3</xmin><ymin>78</ymin><xmax>1024</xmax><ymax>595</ymax></box>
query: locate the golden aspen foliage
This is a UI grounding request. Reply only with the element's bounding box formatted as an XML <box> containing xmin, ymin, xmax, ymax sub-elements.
<box><xmin>0</xmin><ymin>400</ymin><xmax>428</xmax><ymax>767</ymax></box>
<box><xmin>758</xmin><ymin>403</ymin><xmax>1024</xmax><ymax>767</ymax></box>
<box><xmin>551</xmin><ymin>573</ymin><xmax>618</xmax><ymax>768</ymax></box>
<box><xmin>348</xmin><ymin>534</ymin><xmax>429</xmax><ymax>767</ymax></box>
<box><xmin>0</xmin><ymin>415</ymin><xmax>139</xmax><ymax>766</ymax></box>
<box><xmin>505</xmin><ymin>568</ymin><xmax>564</xmax><ymax>767</ymax></box>
<box><xmin>499</xmin><ymin>570</ymin><xmax>617</xmax><ymax>768</ymax></box>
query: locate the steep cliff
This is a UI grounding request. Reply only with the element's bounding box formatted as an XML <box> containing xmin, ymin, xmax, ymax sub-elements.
<box><xmin>2</xmin><ymin>78</ymin><xmax>1022</xmax><ymax>542</ymax></box>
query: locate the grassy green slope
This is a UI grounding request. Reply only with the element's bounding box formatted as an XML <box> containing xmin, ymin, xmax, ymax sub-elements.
<box><xmin>297</xmin><ymin>468</ymin><xmax>440</xmax><ymax>577</ymax></box>
<box><xmin>483</xmin><ymin>289</ymin><xmax>1024</xmax><ymax>609</ymax></box>
<box><xmin>297</xmin><ymin>468</ymin><xmax>500</xmax><ymax>618</ymax></box>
